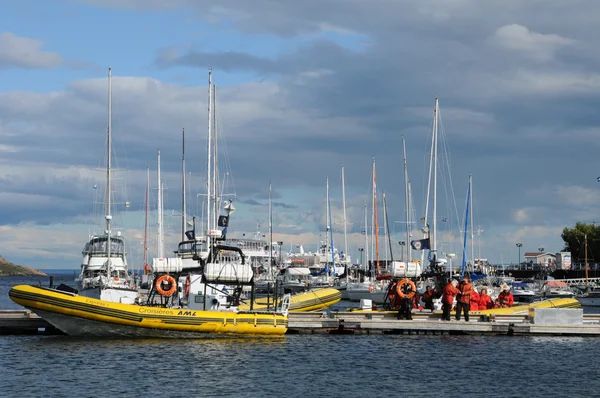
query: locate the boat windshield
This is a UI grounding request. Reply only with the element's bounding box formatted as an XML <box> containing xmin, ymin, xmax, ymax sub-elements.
<box><xmin>83</xmin><ymin>237</ymin><xmax>125</xmax><ymax>256</ymax></box>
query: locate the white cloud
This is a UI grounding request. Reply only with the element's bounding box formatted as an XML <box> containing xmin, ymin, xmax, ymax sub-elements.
<box><xmin>492</xmin><ymin>24</ymin><xmax>573</xmax><ymax>62</ymax></box>
<box><xmin>0</xmin><ymin>32</ymin><xmax>62</xmax><ymax>69</ymax></box>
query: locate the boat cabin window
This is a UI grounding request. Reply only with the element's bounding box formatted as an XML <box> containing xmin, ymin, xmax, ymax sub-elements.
<box><xmin>83</xmin><ymin>237</ymin><xmax>125</xmax><ymax>256</ymax></box>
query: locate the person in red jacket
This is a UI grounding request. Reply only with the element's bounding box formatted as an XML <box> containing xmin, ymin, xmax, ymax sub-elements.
<box><xmin>442</xmin><ymin>279</ymin><xmax>460</xmax><ymax>321</ymax></box>
<box><xmin>497</xmin><ymin>284</ymin><xmax>514</xmax><ymax>308</ymax></box>
<box><xmin>478</xmin><ymin>287</ymin><xmax>493</xmax><ymax>310</ymax></box>
<box><xmin>455</xmin><ymin>276</ymin><xmax>474</xmax><ymax>321</ymax></box>
<box><xmin>421</xmin><ymin>285</ymin><xmax>436</xmax><ymax>311</ymax></box>
<box><xmin>470</xmin><ymin>288</ymin><xmax>480</xmax><ymax>311</ymax></box>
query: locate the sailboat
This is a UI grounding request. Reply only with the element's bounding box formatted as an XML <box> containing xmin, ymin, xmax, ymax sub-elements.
<box><xmin>9</xmin><ymin>69</ymin><xmax>289</xmax><ymax>337</ymax></box>
<box><xmin>73</xmin><ymin>68</ymin><xmax>137</xmax><ymax>304</ymax></box>
<box><xmin>577</xmin><ymin>234</ymin><xmax>600</xmax><ymax>306</ymax></box>
<box><xmin>346</xmin><ymin>157</ymin><xmax>391</xmax><ymax>304</ymax></box>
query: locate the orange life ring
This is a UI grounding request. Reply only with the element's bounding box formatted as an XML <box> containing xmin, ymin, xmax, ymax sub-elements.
<box><xmin>155</xmin><ymin>274</ymin><xmax>177</xmax><ymax>297</ymax></box>
<box><xmin>396</xmin><ymin>279</ymin><xmax>416</xmax><ymax>299</ymax></box>
<box><xmin>184</xmin><ymin>275</ymin><xmax>191</xmax><ymax>298</ymax></box>
<box><xmin>368</xmin><ymin>284</ymin><xmax>376</xmax><ymax>293</ymax></box>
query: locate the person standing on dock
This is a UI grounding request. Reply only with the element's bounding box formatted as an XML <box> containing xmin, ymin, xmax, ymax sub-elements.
<box><xmin>455</xmin><ymin>276</ymin><xmax>473</xmax><ymax>321</ymax></box>
<box><xmin>396</xmin><ymin>278</ymin><xmax>416</xmax><ymax>320</ymax></box>
<box><xmin>442</xmin><ymin>279</ymin><xmax>460</xmax><ymax>321</ymax></box>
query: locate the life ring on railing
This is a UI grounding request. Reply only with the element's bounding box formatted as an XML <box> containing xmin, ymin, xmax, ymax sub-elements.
<box><xmin>155</xmin><ymin>274</ymin><xmax>177</xmax><ymax>297</ymax></box>
<box><xmin>184</xmin><ymin>275</ymin><xmax>191</xmax><ymax>298</ymax></box>
<box><xmin>329</xmin><ymin>281</ymin><xmax>334</xmax><ymax>287</ymax></box>
<box><xmin>368</xmin><ymin>284</ymin><xmax>376</xmax><ymax>293</ymax></box>
<box><xmin>396</xmin><ymin>279</ymin><xmax>416</xmax><ymax>299</ymax></box>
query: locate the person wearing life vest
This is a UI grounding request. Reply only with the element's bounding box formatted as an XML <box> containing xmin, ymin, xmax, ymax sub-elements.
<box><xmin>496</xmin><ymin>284</ymin><xmax>514</xmax><ymax>308</ymax></box>
<box><xmin>478</xmin><ymin>287</ymin><xmax>493</xmax><ymax>310</ymax></box>
<box><xmin>442</xmin><ymin>279</ymin><xmax>460</xmax><ymax>321</ymax></box>
<box><xmin>455</xmin><ymin>276</ymin><xmax>473</xmax><ymax>321</ymax></box>
<box><xmin>421</xmin><ymin>285</ymin><xmax>436</xmax><ymax>311</ymax></box>
<box><xmin>470</xmin><ymin>288</ymin><xmax>480</xmax><ymax>311</ymax></box>
<box><xmin>396</xmin><ymin>277</ymin><xmax>416</xmax><ymax>320</ymax></box>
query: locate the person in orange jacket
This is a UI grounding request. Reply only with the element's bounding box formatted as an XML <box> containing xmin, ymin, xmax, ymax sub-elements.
<box><xmin>497</xmin><ymin>284</ymin><xmax>514</xmax><ymax>308</ymax></box>
<box><xmin>442</xmin><ymin>279</ymin><xmax>460</xmax><ymax>321</ymax></box>
<box><xmin>478</xmin><ymin>287</ymin><xmax>493</xmax><ymax>310</ymax></box>
<box><xmin>396</xmin><ymin>278</ymin><xmax>417</xmax><ymax>320</ymax></box>
<box><xmin>455</xmin><ymin>276</ymin><xmax>473</xmax><ymax>321</ymax></box>
<box><xmin>470</xmin><ymin>288</ymin><xmax>480</xmax><ymax>311</ymax></box>
<box><xmin>421</xmin><ymin>285</ymin><xmax>436</xmax><ymax>311</ymax></box>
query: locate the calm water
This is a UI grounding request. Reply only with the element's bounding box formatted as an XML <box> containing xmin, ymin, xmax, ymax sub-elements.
<box><xmin>2</xmin><ymin>272</ymin><xmax>600</xmax><ymax>397</ymax></box>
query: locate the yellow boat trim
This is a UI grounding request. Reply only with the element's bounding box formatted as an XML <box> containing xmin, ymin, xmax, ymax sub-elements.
<box><xmin>9</xmin><ymin>285</ymin><xmax>287</xmax><ymax>336</ymax></box>
<box><xmin>239</xmin><ymin>288</ymin><xmax>342</xmax><ymax>312</ymax></box>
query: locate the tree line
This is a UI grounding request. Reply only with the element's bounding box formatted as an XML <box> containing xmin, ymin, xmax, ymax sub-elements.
<box><xmin>561</xmin><ymin>222</ymin><xmax>599</xmax><ymax>263</ymax></box>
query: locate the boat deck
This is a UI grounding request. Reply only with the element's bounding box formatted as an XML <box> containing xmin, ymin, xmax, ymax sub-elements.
<box><xmin>2</xmin><ymin>309</ymin><xmax>600</xmax><ymax>336</ymax></box>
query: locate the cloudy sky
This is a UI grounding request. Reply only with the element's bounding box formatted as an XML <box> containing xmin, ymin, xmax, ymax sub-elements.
<box><xmin>1</xmin><ymin>0</ymin><xmax>599</xmax><ymax>270</ymax></box>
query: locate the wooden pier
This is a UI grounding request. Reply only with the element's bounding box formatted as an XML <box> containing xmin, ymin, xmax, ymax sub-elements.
<box><xmin>287</xmin><ymin>311</ymin><xmax>600</xmax><ymax>336</ymax></box>
<box><xmin>2</xmin><ymin>309</ymin><xmax>600</xmax><ymax>337</ymax></box>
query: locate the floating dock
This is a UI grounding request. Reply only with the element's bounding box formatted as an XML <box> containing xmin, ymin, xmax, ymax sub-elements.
<box><xmin>2</xmin><ymin>309</ymin><xmax>600</xmax><ymax>336</ymax></box>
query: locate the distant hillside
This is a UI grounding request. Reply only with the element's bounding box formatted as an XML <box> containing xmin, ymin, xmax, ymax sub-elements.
<box><xmin>0</xmin><ymin>256</ymin><xmax>47</xmax><ymax>276</ymax></box>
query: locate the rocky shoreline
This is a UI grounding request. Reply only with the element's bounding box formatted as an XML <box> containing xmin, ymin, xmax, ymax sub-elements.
<box><xmin>0</xmin><ymin>256</ymin><xmax>47</xmax><ymax>277</ymax></box>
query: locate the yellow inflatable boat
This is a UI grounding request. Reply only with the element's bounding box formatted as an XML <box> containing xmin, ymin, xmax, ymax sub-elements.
<box><xmin>9</xmin><ymin>285</ymin><xmax>287</xmax><ymax>337</ymax></box>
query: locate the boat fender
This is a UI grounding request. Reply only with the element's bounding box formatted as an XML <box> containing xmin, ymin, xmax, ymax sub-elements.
<box><xmin>155</xmin><ymin>274</ymin><xmax>177</xmax><ymax>297</ymax></box>
<box><xmin>368</xmin><ymin>284</ymin><xmax>375</xmax><ymax>293</ymax></box>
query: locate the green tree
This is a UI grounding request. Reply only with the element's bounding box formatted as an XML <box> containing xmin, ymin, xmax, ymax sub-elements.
<box><xmin>561</xmin><ymin>222</ymin><xmax>600</xmax><ymax>263</ymax></box>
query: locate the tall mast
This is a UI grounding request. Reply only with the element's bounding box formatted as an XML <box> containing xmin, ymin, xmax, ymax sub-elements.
<box><xmin>106</xmin><ymin>68</ymin><xmax>112</xmax><ymax>273</ymax></box>
<box><xmin>373</xmin><ymin>157</ymin><xmax>380</xmax><ymax>276</ymax></box>
<box><xmin>212</xmin><ymin>84</ymin><xmax>218</xmax><ymax>231</ymax></box>
<box><xmin>364</xmin><ymin>203</ymin><xmax>368</xmax><ymax>271</ymax></box>
<box><xmin>383</xmin><ymin>192</ymin><xmax>393</xmax><ymax>262</ymax></box>
<box><xmin>182</xmin><ymin>128</ymin><xmax>186</xmax><ymax>241</ymax></box>
<box><xmin>326</xmin><ymin>176</ymin><xmax>335</xmax><ymax>276</ymax></box>
<box><xmin>157</xmin><ymin>149</ymin><xmax>164</xmax><ymax>258</ymax></box>
<box><xmin>143</xmin><ymin>167</ymin><xmax>149</xmax><ymax>270</ymax></box>
<box><xmin>432</xmin><ymin>97</ymin><xmax>439</xmax><ymax>265</ymax></box>
<box><xmin>470</xmin><ymin>175</ymin><xmax>474</xmax><ymax>268</ymax></box>
<box><xmin>341</xmin><ymin>164</ymin><xmax>349</xmax><ymax>284</ymax></box>
<box><xmin>408</xmin><ymin>180</ymin><xmax>413</xmax><ymax>262</ymax></box>
<box><xmin>423</xmin><ymin>100</ymin><xmax>436</xmax><ymax>265</ymax></box>
<box><xmin>269</xmin><ymin>181</ymin><xmax>273</xmax><ymax>277</ymax></box>
<box><xmin>402</xmin><ymin>136</ymin><xmax>410</xmax><ymax>263</ymax></box>
<box><xmin>206</xmin><ymin>68</ymin><xmax>213</xmax><ymax>232</ymax></box>
<box><xmin>585</xmin><ymin>234</ymin><xmax>589</xmax><ymax>291</ymax></box>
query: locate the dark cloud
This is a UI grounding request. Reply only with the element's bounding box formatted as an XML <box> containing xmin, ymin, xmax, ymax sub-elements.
<box><xmin>3</xmin><ymin>1</ymin><xmax>600</xmax><ymax>265</ymax></box>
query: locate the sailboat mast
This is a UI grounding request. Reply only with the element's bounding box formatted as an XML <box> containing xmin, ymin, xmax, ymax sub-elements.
<box><xmin>206</xmin><ymin>69</ymin><xmax>213</xmax><ymax>233</ymax></box>
<box><xmin>422</xmin><ymin>101</ymin><xmax>436</xmax><ymax>265</ymax></box>
<box><xmin>269</xmin><ymin>181</ymin><xmax>273</xmax><ymax>277</ymax></box>
<box><xmin>470</xmin><ymin>175</ymin><xmax>474</xmax><ymax>269</ymax></box>
<box><xmin>432</xmin><ymin>97</ymin><xmax>439</xmax><ymax>264</ymax></box>
<box><xmin>143</xmin><ymin>167</ymin><xmax>149</xmax><ymax>269</ymax></box>
<box><xmin>182</xmin><ymin>128</ymin><xmax>186</xmax><ymax>241</ymax></box>
<box><xmin>212</xmin><ymin>84</ymin><xmax>218</xmax><ymax>231</ymax></box>
<box><xmin>373</xmin><ymin>157</ymin><xmax>380</xmax><ymax>276</ymax></box>
<box><xmin>106</xmin><ymin>68</ymin><xmax>112</xmax><ymax>274</ymax></box>
<box><xmin>341</xmin><ymin>164</ymin><xmax>349</xmax><ymax>284</ymax></box>
<box><xmin>383</xmin><ymin>192</ymin><xmax>393</xmax><ymax>262</ymax></box>
<box><xmin>326</xmin><ymin>176</ymin><xmax>335</xmax><ymax>275</ymax></box>
<box><xmin>585</xmin><ymin>234</ymin><xmax>589</xmax><ymax>290</ymax></box>
<box><xmin>157</xmin><ymin>149</ymin><xmax>164</xmax><ymax>258</ymax></box>
<box><xmin>402</xmin><ymin>136</ymin><xmax>410</xmax><ymax>263</ymax></box>
<box><xmin>364</xmin><ymin>203</ymin><xmax>369</xmax><ymax>271</ymax></box>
